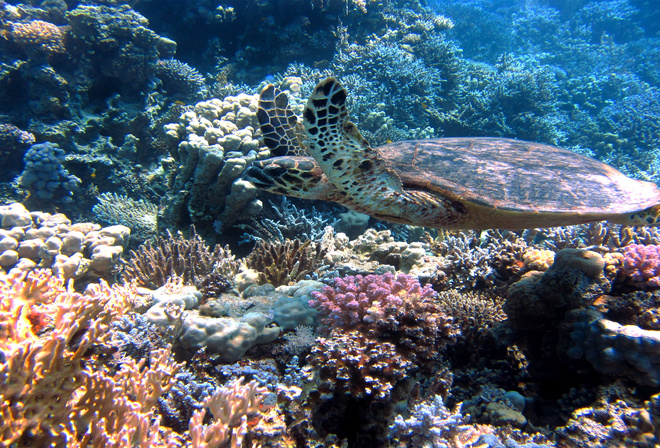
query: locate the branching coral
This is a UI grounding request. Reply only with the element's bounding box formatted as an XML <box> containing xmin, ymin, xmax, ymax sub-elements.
<box><xmin>93</xmin><ymin>192</ymin><xmax>159</xmax><ymax>243</ymax></box>
<box><xmin>189</xmin><ymin>378</ymin><xmax>273</xmax><ymax>448</ymax></box>
<box><xmin>308</xmin><ymin>329</ymin><xmax>411</xmax><ymax>399</ymax></box>
<box><xmin>244</xmin><ymin>238</ymin><xmax>327</xmax><ymax>286</ymax></box>
<box><xmin>436</xmin><ymin>290</ymin><xmax>506</xmax><ymax>347</ymax></box>
<box><xmin>620</xmin><ymin>244</ymin><xmax>660</xmax><ymax>289</ymax></box>
<box><xmin>0</xmin><ymin>269</ymin><xmax>135</xmax><ymax>445</ymax></box>
<box><xmin>123</xmin><ymin>227</ymin><xmax>237</xmax><ymax>289</ymax></box>
<box><xmin>310</xmin><ymin>273</ymin><xmax>457</xmax><ymax>367</ymax></box>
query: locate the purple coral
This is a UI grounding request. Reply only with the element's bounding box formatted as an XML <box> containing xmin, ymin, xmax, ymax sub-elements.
<box><xmin>621</xmin><ymin>244</ymin><xmax>660</xmax><ymax>289</ymax></box>
<box><xmin>309</xmin><ymin>272</ymin><xmax>437</xmax><ymax>330</ymax></box>
<box><xmin>310</xmin><ymin>273</ymin><xmax>457</xmax><ymax>368</ymax></box>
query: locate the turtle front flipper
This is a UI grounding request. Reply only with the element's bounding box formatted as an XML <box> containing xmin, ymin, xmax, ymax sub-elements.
<box><xmin>242</xmin><ymin>156</ymin><xmax>345</xmax><ymax>203</ymax></box>
<box><xmin>303</xmin><ymin>77</ymin><xmax>405</xmax><ymax>198</ymax></box>
<box><xmin>302</xmin><ymin>77</ymin><xmax>466</xmax><ymax>227</ymax></box>
<box><xmin>257</xmin><ymin>84</ymin><xmax>306</xmax><ymax>156</ymax></box>
<box><xmin>616</xmin><ymin>204</ymin><xmax>660</xmax><ymax>226</ymax></box>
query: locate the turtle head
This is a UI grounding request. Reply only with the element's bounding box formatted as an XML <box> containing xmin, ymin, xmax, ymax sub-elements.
<box><xmin>243</xmin><ymin>156</ymin><xmax>339</xmax><ymax>201</ymax></box>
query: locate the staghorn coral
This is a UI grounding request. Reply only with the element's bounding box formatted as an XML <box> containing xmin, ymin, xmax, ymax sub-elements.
<box><xmin>67</xmin><ymin>346</ymin><xmax>183</xmax><ymax>447</ymax></box>
<box><xmin>0</xmin><ymin>268</ymin><xmax>136</xmax><ymax>445</ymax></box>
<box><xmin>189</xmin><ymin>378</ymin><xmax>274</xmax><ymax>448</ymax></box>
<box><xmin>244</xmin><ymin>238</ymin><xmax>327</xmax><ymax>286</ymax></box>
<box><xmin>123</xmin><ymin>227</ymin><xmax>237</xmax><ymax>289</ymax></box>
<box><xmin>10</xmin><ymin>19</ymin><xmax>66</xmax><ymax>54</ymax></box>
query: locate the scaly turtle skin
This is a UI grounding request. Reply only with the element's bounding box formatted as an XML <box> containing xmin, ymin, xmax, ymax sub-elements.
<box><xmin>243</xmin><ymin>77</ymin><xmax>660</xmax><ymax>230</ymax></box>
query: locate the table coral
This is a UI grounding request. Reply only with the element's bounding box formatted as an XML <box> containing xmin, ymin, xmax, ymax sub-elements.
<box><xmin>620</xmin><ymin>243</ymin><xmax>660</xmax><ymax>289</ymax></box>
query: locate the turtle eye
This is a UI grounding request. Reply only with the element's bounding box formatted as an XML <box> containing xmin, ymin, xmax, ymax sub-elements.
<box><xmin>358</xmin><ymin>159</ymin><xmax>373</xmax><ymax>170</ymax></box>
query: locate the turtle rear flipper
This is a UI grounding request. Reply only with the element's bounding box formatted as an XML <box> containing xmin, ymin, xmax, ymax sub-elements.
<box><xmin>257</xmin><ymin>84</ymin><xmax>306</xmax><ymax>156</ymax></box>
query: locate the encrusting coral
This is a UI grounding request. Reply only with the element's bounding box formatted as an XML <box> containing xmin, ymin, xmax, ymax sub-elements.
<box><xmin>9</xmin><ymin>19</ymin><xmax>67</xmax><ymax>54</ymax></box>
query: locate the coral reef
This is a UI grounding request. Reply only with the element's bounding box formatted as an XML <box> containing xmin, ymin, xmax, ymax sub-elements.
<box><xmin>19</xmin><ymin>142</ymin><xmax>81</xmax><ymax>204</ymax></box>
<box><xmin>0</xmin><ymin>202</ymin><xmax>128</xmax><ymax>282</ymax></box>
<box><xmin>245</xmin><ymin>238</ymin><xmax>327</xmax><ymax>286</ymax></box>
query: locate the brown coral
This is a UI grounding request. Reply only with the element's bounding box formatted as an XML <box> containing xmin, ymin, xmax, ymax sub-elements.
<box><xmin>245</xmin><ymin>238</ymin><xmax>327</xmax><ymax>286</ymax></box>
<box><xmin>307</xmin><ymin>329</ymin><xmax>412</xmax><ymax>400</ymax></box>
<box><xmin>10</xmin><ymin>20</ymin><xmax>67</xmax><ymax>54</ymax></box>
<box><xmin>123</xmin><ymin>227</ymin><xmax>237</xmax><ymax>290</ymax></box>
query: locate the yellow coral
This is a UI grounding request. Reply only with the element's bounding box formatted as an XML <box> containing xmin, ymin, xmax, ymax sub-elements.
<box><xmin>10</xmin><ymin>20</ymin><xmax>67</xmax><ymax>54</ymax></box>
<box><xmin>522</xmin><ymin>248</ymin><xmax>556</xmax><ymax>271</ymax></box>
<box><xmin>0</xmin><ymin>269</ymin><xmax>138</xmax><ymax>445</ymax></box>
<box><xmin>190</xmin><ymin>378</ymin><xmax>273</xmax><ymax>448</ymax></box>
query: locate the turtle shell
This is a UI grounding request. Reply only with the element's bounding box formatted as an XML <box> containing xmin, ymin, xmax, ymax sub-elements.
<box><xmin>380</xmin><ymin>137</ymin><xmax>660</xmax><ymax>215</ymax></box>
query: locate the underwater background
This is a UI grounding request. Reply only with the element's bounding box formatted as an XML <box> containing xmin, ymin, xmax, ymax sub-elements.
<box><xmin>1</xmin><ymin>0</ymin><xmax>660</xmax><ymax>446</ymax></box>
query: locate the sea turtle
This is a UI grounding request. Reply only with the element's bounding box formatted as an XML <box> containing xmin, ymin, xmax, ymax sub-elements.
<box><xmin>243</xmin><ymin>77</ymin><xmax>660</xmax><ymax>230</ymax></box>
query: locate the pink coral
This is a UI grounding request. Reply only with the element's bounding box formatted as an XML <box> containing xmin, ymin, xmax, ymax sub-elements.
<box><xmin>310</xmin><ymin>273</ymin><xmax>457</xmax><ymax>369</ymax></box>
<box><xmin>621</xmin><ymin>244</ymin><xmax>660</xmax><ymax>289</ymax></box>
<box><xmin>310</xmin><ymin>272</ymin><xmax>436</xmax><ymax>330</ymax></box>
